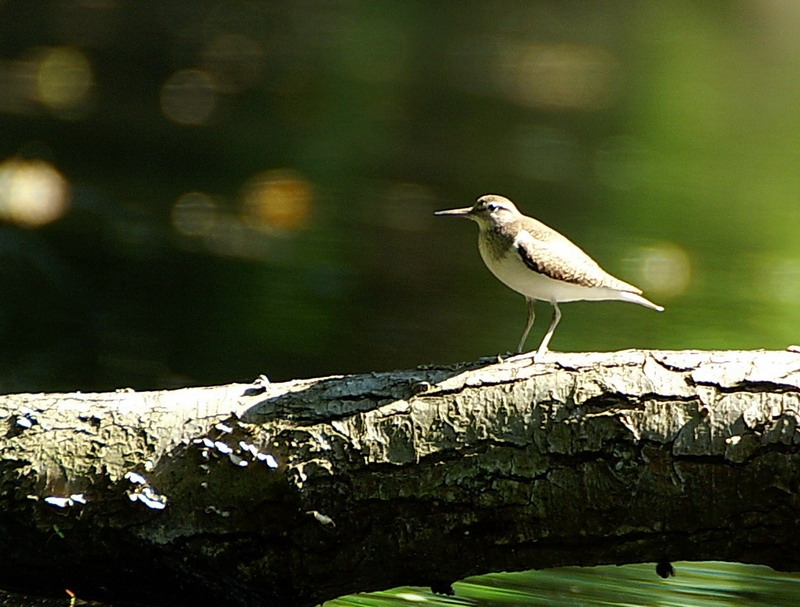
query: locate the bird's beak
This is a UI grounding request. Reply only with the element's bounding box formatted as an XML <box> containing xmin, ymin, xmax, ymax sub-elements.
<box><xmin>434</xmin><ymin>206</ymin><xmax>474</xmax><ymax>217</ymax></box>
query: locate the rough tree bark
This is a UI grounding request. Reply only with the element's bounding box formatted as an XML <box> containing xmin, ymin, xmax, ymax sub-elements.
<box><xmin>1</xmin><ymin>349</ymin><xmax>800</xmax><ymax>606</ymax></box>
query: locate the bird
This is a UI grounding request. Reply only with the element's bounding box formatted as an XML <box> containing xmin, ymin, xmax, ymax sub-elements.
<box><xmin>434</xmin><ymin>194</ymin><xmax>663</xmax><ymax>360</ymax></box>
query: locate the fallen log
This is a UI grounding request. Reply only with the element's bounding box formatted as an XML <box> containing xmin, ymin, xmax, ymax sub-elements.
<box><xmin>1</xmin><ymin>349</ymin><xmax>799</xmax><ymax>606</ymax></box>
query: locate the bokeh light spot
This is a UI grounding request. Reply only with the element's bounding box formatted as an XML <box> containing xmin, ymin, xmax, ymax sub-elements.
<box><xmin>160</xmin><ymin>69</ymin><xmax>216</xmax><ymax>125</ymax></box>
<box><xmin>240</xmin><ymin>169</ymin><xmax>313</xmax><ymax>231</ymax></box>
<box><xmin>498</xmin><ymin>43</ymin><xmax>621</xmax><ymax>110</ymax></box>
<box><xmin>760</xmin><ymin>257</ymin><xmax>800</xmax><ymax>304</ymax></box>
<box><xmin>202</xmin><ymin>214</ymin><xmax>275</xmax><ymax>262</ymax></box>
<box><xmin>0</xmin><ymin>158</ymin><xmax>70</xmax><ymax>227</ymax></box>
<box><xmin>636</xmin><ymin>241</ymin><xmax>693</xmax><ymax>298</ymax></box>
<box><xmin>171</xmin><ymin>191</ymin><xmax>218</xmax><ymax>236</ymax></box>
<box><xmin>36</xmin><ymin>46</ymin><xmax>94</xmax><ymax>114</ymax></box>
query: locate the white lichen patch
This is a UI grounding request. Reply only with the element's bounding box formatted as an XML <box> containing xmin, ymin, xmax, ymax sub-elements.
<box><xmin>43</xmin><ymin>493</ymin><xmax>86</xmax><ymax>508</ymax></box>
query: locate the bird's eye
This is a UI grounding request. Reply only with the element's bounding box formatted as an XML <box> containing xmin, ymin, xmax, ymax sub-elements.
<box><xmin>486</xmin><ymin>203</ymin><xmax>498</xmax><ymax>212</ymax></box>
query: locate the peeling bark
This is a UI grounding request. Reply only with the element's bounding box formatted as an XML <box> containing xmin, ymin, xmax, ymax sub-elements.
<box><xmin>2</xmin><ymin>349</ymin><xmax>800</xmax><ymax>606</ymax></box>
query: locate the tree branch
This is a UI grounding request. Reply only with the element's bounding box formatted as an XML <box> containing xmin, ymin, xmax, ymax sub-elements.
<box><xmin>2</xmin><ymin>349</ymin><xmax>800</xmax><ymax>606</ymax></box>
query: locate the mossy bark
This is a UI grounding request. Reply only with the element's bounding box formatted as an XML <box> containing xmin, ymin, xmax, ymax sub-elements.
<box><xmin>2</xmin><ymin>349</ymin><xmax>800</xmax><ymax>606</ymax></box>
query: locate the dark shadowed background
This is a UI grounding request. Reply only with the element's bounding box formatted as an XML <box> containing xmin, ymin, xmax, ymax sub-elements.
<box><xmin>1</xmin><ymin>3</ymin><xmax>798</xmax><ymax>392</ymax></box>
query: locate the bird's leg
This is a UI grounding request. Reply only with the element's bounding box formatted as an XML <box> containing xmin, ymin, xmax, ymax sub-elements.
<box><xmin>516</xmin><ymin>298</ymin><xmax>536</xmax><ymax>353</ymax></box>
<box><xmin>534</xmin><ymin>301</ymin><xmax>562</xmax><ymax>360</ymax></box>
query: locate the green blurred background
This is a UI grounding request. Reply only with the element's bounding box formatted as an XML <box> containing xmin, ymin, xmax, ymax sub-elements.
<box><xmin>1</xmin><ymin>1</ymin><xmax>798</xmax><ymax>392</ymax></box>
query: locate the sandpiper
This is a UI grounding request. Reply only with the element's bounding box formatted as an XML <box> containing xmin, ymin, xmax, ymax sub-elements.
<box><xmin>435</xmin><ymin>194</ymin><xmax>663</xmax><ymax>359</ymax></box>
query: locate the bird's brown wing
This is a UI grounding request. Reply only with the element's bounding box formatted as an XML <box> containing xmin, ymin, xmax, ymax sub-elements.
<box><xmin>514</xmin><ymin>230</ymin><xmax>641</xmax><ymax>293</ymax></box>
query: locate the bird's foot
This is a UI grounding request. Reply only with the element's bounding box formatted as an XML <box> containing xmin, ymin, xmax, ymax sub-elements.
<box><xmin>503</xmin><ymin>351</ymin><xmax>538</xmax><ymax>364</ymax></box>
<box><xmin>494</xmin><ymin>351</ymin><xmax>514</xmax><ymax>363</ymax></box>
<box><xmin>501</xmin><ymin>348</ymin><xmax>551</xmax><ymax>364</ymax></box>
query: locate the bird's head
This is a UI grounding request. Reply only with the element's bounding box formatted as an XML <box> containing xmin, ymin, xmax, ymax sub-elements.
<box><xmin>434</xmin><ymin>194</ymin><xmax>520</xmax><ymax>229</ymax></box>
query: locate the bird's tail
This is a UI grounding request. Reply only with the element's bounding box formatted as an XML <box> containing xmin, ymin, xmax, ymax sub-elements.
<box><xmin>619</xmin><ymin>290</ymin><xmax>664</xmax><ymax>312</ymax></box>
